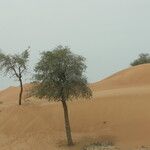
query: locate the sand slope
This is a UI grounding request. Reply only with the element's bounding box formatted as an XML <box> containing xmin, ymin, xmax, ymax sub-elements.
<box><xmin>91</xmin><ymin>64</ymin><xmax>150</xmax><ymax>90</ymax></box>
<box><xmin>0</xmin><ymin>84</ymin><xmax>31</xmax><ymax>107</ymax></box>
<box><xmin>0</xmin><ymin>64</ymin><xmax>150</xmax><ymax>150</ymax></box>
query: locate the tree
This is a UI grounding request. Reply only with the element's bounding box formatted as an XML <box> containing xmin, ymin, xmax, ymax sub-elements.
<box><xmin>0</xmin><ymin>47</ymin><xmax>30</xmax><ymax>105</ymax></box>
<box><xmin>32</xmin><ymin>46</ymin><xmax>92</xmax><ymax>146</ymax></box>
<box><xmin>131</xmin><ymin>53</ymin><xmax>150</xmax><ymax>66</ymax></box>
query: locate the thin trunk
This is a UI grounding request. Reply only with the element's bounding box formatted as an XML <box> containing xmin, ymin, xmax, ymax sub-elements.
<box><xmin>61</xmin><ymin>100</ymin><xmax>74</xmax><ymax>146</ymax></box>
<box><xmin>19</xmin><ymin>77</ymin><xmax>23</xmax><ymax>105</ymax></box>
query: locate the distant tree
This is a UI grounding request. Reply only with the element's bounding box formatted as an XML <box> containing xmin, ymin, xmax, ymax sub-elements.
<box><xmin>0</xmin><ymin>47</ymin><xmax>30</xmax><ymax>105</ymax></box>
<box><xmin>32</xmin><ymin>46</ymin><xmax>92</xmax><ymax>146</ymax></box>
<box><xmin>131</xmin><ymin>53</ymin><xmax>150</xmax><ymax>66</ymax></box>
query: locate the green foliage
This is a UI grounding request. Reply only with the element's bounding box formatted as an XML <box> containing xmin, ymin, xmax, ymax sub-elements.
<box><xmin>131</xmin><ymin>53</ymin><xmax>150</xmax><ymax>66</ymax></box>
<box><xmin>32</xmin><ymin>45</ymin><xmax>92</xmax><ymax>101</ymax></box>
<box><xmin>0</xmin><ymin>47</ymin><xmax>30</xmax><ymax>78</ymax></box>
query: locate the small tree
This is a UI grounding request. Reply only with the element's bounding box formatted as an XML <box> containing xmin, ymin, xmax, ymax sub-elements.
<box><xmin>0</xmin><ymin>47</ymin><xmax>30</xmax><ymax>105</ymax></box>
<box><xmin>131</xmin><ymin>53</ymin><xmax>150</xmax><ymax>66</ymax></box>
<box><xmin>32</xmin><ymin>46</ymin><xmax>92</xmax><ymax>146</ymax></box>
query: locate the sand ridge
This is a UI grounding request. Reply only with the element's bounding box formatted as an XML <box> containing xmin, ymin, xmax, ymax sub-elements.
<box><xmin>91</xmin><ymin>64</ymin><xmax>150</xmax><ymax>91</ymax></box>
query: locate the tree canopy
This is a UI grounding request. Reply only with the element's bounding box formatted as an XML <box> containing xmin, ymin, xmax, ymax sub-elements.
<box><xmin>33</xmin><ymin>45</ymin><xmax>92</xmax><ymax>101</ymax></box>
<box><xmin>130</xmin><ymin>53</ymin><xmax>150</xmax><ymax>66</ymax></box>
<box><xmin>0</xmin><ymin>47</ymin><xmax>30</xmax><ymax>105</ymax></box>
<box><xmin>0</xmin><ymin>48</ymin><xmax>29</xmax><ymax>77</ymax></box>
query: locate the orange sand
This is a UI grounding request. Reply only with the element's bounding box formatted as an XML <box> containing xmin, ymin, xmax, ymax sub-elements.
<box><xmin>0</xmin><ymin>64</ymin><xmax>150</xmax><ymax>150</ymax></box>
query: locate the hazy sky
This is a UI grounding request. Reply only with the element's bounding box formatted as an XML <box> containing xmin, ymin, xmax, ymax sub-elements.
<box><xmin>0</xmin><ymin>0</ymin><xmax>150</xmax><ymax>89</ymax></box>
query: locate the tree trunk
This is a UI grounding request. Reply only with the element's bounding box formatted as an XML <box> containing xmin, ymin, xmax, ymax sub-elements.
<box><xmin>61</xmin><ymin>100</ymin><xmax>74</xmax><ymax>146</ymax></box>
<box><xmin>19</xmin><ymin>78</ymin><xmax>23</xmax><ymax>105</ymax></box>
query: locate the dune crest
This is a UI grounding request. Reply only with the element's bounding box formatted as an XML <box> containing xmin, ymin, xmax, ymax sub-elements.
<box><xmin>91</xmin><ymin>64</ymin><xmax>150</xmax><ymax>90</ymax></box>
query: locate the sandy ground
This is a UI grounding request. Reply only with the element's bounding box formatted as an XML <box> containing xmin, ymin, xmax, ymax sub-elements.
<box><xmin>0</xmin><ymin>64</ymin><xmax>150</xmax><ymax>150</ymax></box>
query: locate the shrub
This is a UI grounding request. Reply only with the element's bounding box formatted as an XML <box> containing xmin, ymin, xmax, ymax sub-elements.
<box><xmin>82</xmin><ymin>136</ymin><xmax>116</xmax><ymax>150</ymax></box>
<box><xmin>131</xmin><ymin>53</ymin><xmax>150</xmax><ymax>66</ymax></box>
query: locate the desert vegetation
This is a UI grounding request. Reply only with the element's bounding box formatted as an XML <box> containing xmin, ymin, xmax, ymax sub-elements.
<box><xmin>82</xmin><ymin>136</ymin><xmax>116</xmax><ymax>150</ymax></box>
<box><xmin>131</xmin><ymin>53</ymin><xmax>150</xmax><ymax>66</ymax></box>
<box><xmin>31</xmin><ymin>45</ymin><xmax>92</xmax><ymax>145</ymax></box>
<box><xmin>0</xmin><ymin>47</ymin><xmax>30</xmax><ymax>105</ymax></box>
<box><xmin>0</xmin><ymin>45</ymin><xmax>92</xmax><ymax>146</ymax></box>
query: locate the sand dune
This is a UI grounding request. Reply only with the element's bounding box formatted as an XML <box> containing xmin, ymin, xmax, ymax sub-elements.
<box><xmin>0</xmin><ymin>84</ymin><xmax>32</xmax><ymax>107</ymax></box>
<box><xmin>91</xmin><ymin>64</ymin><xmax>150</xmax><ymax>91</ymax></box>
<box><xmin>0</xmin><ymin>64</ymin><xmax>150</xmax><ymax>150</ymax></box>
